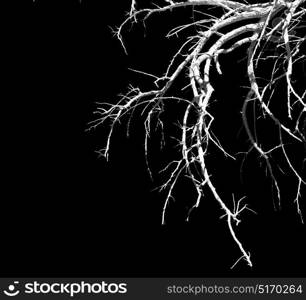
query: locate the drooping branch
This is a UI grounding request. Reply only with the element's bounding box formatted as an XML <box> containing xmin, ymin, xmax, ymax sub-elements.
<box><xmin>89</xmin><ymin>0</ymin><xmax>306</xmax><ymax>268</ymax></box>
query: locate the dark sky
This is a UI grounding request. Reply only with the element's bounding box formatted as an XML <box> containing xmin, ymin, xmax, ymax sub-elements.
<box><xmin>2</xmin><ymin>0</ymin><xmax>306</xmax><ymax>277</ymax></box>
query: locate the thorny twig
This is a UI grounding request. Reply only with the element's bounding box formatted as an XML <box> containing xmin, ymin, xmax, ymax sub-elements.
<box><xmin>88</xmin><ymin>0</ymin><xmax>306</xmax><ymax>268</ymax></box>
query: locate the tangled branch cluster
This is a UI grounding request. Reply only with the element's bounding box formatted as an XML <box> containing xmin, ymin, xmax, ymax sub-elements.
<box><xmin>88</xmin><ymin>0</ymin><xmax>306</xmax><ymax>268</ymax></box>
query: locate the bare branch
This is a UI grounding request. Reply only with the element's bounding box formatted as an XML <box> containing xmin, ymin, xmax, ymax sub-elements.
<box><xmin>90</xmin><ymin>0</ymin><xmax>306</xmax><ymax>268</ymax></box>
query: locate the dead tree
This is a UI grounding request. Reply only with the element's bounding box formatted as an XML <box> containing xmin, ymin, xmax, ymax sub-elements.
<box><xmin>88</xmin><ymin>0</ymin><xmax>306</xmax><ymax>268</ymax></box>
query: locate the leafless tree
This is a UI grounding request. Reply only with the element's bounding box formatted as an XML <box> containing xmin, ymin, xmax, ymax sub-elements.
<box><xmin>88</xmin><ymin>0</ymin><xmax>306</xmax><ymax>268</ymax></box>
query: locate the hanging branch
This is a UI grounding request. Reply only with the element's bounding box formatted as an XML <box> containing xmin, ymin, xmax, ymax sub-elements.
<box><xmin>88</xmin><ymin>0</ymin><xmax>306</xmax><ymax>268</ymax></box>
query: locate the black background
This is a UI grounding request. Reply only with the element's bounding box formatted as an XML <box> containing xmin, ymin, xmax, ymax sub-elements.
<box><xmin>2</xmin><ymin>0</ymin><xmax>306</xmax><ymax>277</ymax></box>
